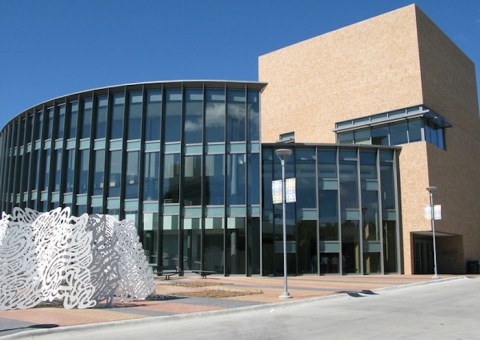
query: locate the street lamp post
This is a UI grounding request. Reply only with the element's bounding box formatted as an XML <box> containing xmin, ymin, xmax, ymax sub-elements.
<box><xmin>275</xmin><ymin>148</ymin><xmax>293</xmax><ymax>298</ymax></box>
<box><xmin>426</xmin><ymin>186</ymin><xmax>440</xmax><ymax>279</ymax></box>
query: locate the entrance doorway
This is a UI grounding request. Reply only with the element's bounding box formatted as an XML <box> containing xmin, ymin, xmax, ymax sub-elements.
<box><xmin>413</xmin><ymin>235</ymin><xmax>434</xmax><ymax>274</ymax></box>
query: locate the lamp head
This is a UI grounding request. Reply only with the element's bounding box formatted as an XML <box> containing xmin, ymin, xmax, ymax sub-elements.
<box><xmin>275</xmin><ymin>148</ymin><xmax>293</xmax><ymax>160</ymax></box>
<box><xmin>426</xmin><ymin>186</ymin><xmax>437</xmax><ymax>193</ymax></box>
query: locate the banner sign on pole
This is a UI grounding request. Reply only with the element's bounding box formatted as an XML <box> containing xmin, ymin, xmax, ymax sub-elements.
<box><xmin>272</xmin><ymin>180</ymin><xmax>282</xmax><ymax>204</ymax></box>
<box><xmin>272</xmin><ymin>178</ymin><xmax>296</xmax><ymax>204</ymax></box>
<box><xmin>424</xmin><ymin>205</ymin><xmax>442</xmax><ymax>220</ymax></box>
<box><xmin>285</xmin><ymin>178</ymin><xmax>296</xmax><ymax>203</ymax></box>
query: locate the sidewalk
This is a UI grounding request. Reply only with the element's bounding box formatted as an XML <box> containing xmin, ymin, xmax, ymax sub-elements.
<box><xmin>0</xmin><ymin>274</ymin><xmax>464</xmax><ymax>337</ymax></box>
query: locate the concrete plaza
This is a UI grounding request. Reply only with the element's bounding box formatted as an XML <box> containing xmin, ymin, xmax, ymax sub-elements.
<box><xmin>1</xmin><ymin>274</ymin><xmax>475</xmax><ymax>338</ymax></box>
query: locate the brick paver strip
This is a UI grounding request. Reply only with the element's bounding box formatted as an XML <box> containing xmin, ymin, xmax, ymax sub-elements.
<box><xmin>0</xmin><ymin>274</ymin><xmax>445</xmax><ymax>337</ymax></box>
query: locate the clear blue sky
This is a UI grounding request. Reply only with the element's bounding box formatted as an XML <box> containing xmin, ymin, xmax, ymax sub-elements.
<box><xmin>0</xmin><ymin>0</ymin><xmax>478</xmax><ymax>128</ymax></box>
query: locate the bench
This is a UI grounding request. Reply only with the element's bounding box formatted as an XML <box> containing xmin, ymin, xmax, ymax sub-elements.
<box><xmin>157</xmin><ymin>265</ymin><xmax>181</xmax><ymax>280</ymax></box>
<box><xmin>192</xmin><ymin>270</ymin><xmax>216</xmax><ymax>279</ymax></box>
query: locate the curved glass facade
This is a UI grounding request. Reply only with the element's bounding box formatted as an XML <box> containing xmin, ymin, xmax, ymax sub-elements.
<box><xmin>0</xmin><ymin>81</ymin><xmax>264</xmax><ymax>275</ymax></box>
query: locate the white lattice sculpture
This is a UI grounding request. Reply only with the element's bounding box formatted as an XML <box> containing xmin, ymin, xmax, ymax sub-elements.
<box><xmin>0</xmin><ymin>208</ymin><xmax>155</xmax><ymax>310</ymax></box>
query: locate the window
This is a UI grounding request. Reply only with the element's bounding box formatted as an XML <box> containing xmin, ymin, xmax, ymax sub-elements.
<box><xmin>67</xmin><ymin>101</ymin><xmax>78</xmax><ymax>139</ymax></box>
<box><xmin>81</xmin><ymin>99</ymin><xmax>93</xmax><ymax>139</ymax></box>
<box><xmin>109</xmin><ymin>150</ymin><xmax>122</xmax><ymax>197</ymax></box>
<box><xmin>145</xmin><ymin>90</ymin><xmax>162</xmax><ymax>141</ymax></box>
<box><xmin>371</xmin><ymin>126</ymin><xmax>389</xmax><ymax>145</ymax></box>
<box><xmin>95</xmin><ymin>96</ymin><xmax>108</xmax><ymax>139</ymax></box>
<box><xmin>183</xmin><ymin>155</ymin><xmax>201</xmax><ymax>205</ymax></box>
<box><xmin>53</xmin><ymin>149</ymin><xmax>62</xmax><ymax>192</ymax></box>
<box><xmin>111</xmin><ymin>94</ymin><xmax>125</xmax><ymax>140</ymax></box>
<box><xmin>389</xmin><ymin>121</ymin><xmax>408</xmax><ymax>145</ymax></box>
<box><xmin>128</xmin><ymin>92</ymin><xmax>143</xmax><ymax>140</ymax></box>
<box><xmin>227</xmin><ymin>153</ymin><xmax>245</xmax><ymax>205</ymax></box>
<box><xmin>247</xmin><ymin>90</ymin><xmax>259</xmax><ymax>142</ymax></box>
<box><xmin>205</xmin><ymin>154</ymin><xmax>224</xmax><ymax>205</ymax></box>
<box><xmin>227</xmin><ymin>89</ymin><xmax>246</xmax><ymax>142</ymax></box>
<box><xmin>93</xmin><ymin>150</ymin><xmax>105</xmax><ymax>196</ymax></box>
<box><xmin>205</xmin><ymin>89</ymin><xmax>225</xmax><ymax>143</ymax></box>
<box><xmin>184</xmin><ymin>89</ymin><xmax>203</xmax><ymax>144</ymax></box>
<box><xmin>65</xmin><ymin>149</ymin><xmax>75</xmax><ymax>193</ymax></box>
<box><xmin>78</xmin><ymin>149</ymin><xmax>89</xmax><ymax>194</ymax></box>
<box><xmin>144</xmin><ymin>152</ymin><xmax>160</xmax><ymax>201</ymax></box>
<box><xmin>56</xmin><ymin>105</ymin><xmax>66</xmax><ymax>140</ymax></box>
<box><xmin>125</xmin><ymin>151</ymin><xmax>140</xmax><ymax>199</ymax></box>
<box><xmin>164</xmin><ymin>89</ymin><xmax>182</xmax><ymax>143</ymax></box>
<box><xmin>163</xmin><ymin>153</ymin><xmax>180</xmax><ymax>203</ymax></box>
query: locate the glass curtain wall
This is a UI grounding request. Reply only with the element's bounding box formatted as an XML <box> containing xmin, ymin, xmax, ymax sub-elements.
<box><xmin>262</xmin><ymin>145</ymin><xmax>399</xmax><ymax>276</ymax></box>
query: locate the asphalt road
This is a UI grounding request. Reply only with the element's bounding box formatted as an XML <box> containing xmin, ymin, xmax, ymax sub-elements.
<box><xmin>9</xmin><ymin>277</ymin><xmax>480</xmax><ymax>340</ymax></box>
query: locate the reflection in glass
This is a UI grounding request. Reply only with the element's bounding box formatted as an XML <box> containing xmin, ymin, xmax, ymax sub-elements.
<box><xmin>184</xmin><ymin>89</ymin><xmax>203</xmax><ymax>144</ymax></box>
<box><xmin>342</xmin><ymin>220</ymin><xmax>360</xmax><ymax>274</ymax></box>
<box><xmin>33</xmin><ymin>150</ymin><xmax>41</xmax><ymax>192</ymax></box>
<box><xmin>65</xmin><ymin>149</ymin><xmax>75</xmax><ymax>193</ymax></box>
<box><xmin>380</xmin><ymin>151</ymin><xmax>395</xmax><ymax>210</ymax></box>
<box><xmin>53</xmin><ymin>149</ymin><xmax>62</xmax><ymax>192</ymax></box>
<box><xmin>320</xmin><ymin>253</ymin><xmax>340</xmax><ymax>274</ymax></box>
<box><xmin>56</xmin><ymin>105</ymin><xmax>66</xmax><ymax>140</ymax></box>
<box><xmin>78</xmin><ymin>149</ymin><xmax>89</xmax><ymax>194</ymax></box>
<box><xmin>109</xmin><ymin>150</ymin><xmax>122</xmax><ymax>197</ymax></box>
<box><xmin>383</xmin><ymin>220</ymin><xmax>397</xmax><ymax>272</ymax></box>
<box><xmin>360</xmin><ymin>150</ymin><xmax>380</xmax><ymax>274</ymax></box>
<box><xmin>204</xmin><ymin>218</ymin><xmax>224</xmax><ymax>272</ymax></box>
<box><xmin>183</xmin><ymin>218</ymin><xmax>201</xmax><ymax>270</ymax></box>
<box><xmin>145</xmin><ymin>90</ymin><xmax>162</xmax><ymax>141</ymax></box>
<box><xmin>183</xmin><ymin>155</ymin><xmax>201</xmax><ymax>206</ymax></box>
<box><xmin>339</xmin><ymin>150</ymin><xmax>360</xmax><ymax>274</ymax></box>
<box><xmin>247</xmin><ymin>90</ymin><xmax>259</xmax><ymax>142</ymax></box>
<box><xmin>163</xmin><ymin>153</ymin><xmax>180</xmax><ymax>203</ymax></box>
<box><xmin>36</xmin><ymin>111</ymin><xmax>44</xmax><ymax>141</ymax></box>
<box><xmin>227</xmin><ymin>153</ymin><xmax>245</xmax><ymax>205</ymax></box>
<box><xmin>143</xmin><ymin>213</ymin><xmax>159</xmax><ymax>266</ymax></box>
<box><xmin>407</xmin><ymin>118</ymin><xmax>422</xmax><ymax>142</ymax></box>
<box><xmin>164</xmin><ymin>89</ymin><xmax>182</xmax><ymax>143</ymax></box>
<box><xmin>25</xmin><ymin>115</ymin><xmax>33</xmax><ymax>144</ymax></box>
<box><xmin>389</xmin><ymin>121</ymin><xmax>408</xmax><ymax>145</ymax></box>
<box><xmin>226</xmin><ymin>217</ymin><xmax>245</xmax><ymax>274</ymax></box>
<box><xmin>338</xmin><ymin>132</ymin><xmax>353</xmax><ymax>144</ymax></box>
<box><xmin>162</xmin><ymin>215</ymin><xmax>179</xmax><ymax>266</ymax></box>
<box><xmin>144</xmin><ymin>152</ymin><xmax>160</xmax><ymax>201</ymax></box>
<box><xmin>93</xmin><ymin>149</ymin><xmax>105</xmax><ymax>196</ymax></box>
<box><xmin>297</xmin><ymin>220</ymin><xmax>317</xmax><ymax>274</ymax></box>
<box><xmin>128</xmin><ymin>92</ymin><xmax>143</xmax><ymax>140</ymax></box>
<box><xmin>81</xmin><ymin>98</ymin><xmax>92</xmax><ymax>139</ymax></box>
<box><xmin>227</xmin><ymin>89</ymin><xmax>246</xmax><ymax>142</ymax></box>
<box><xmin>95</xmin><ymin>96</ymin><xmax>108</xmax><ymax>139</ymax></box>
<box><xmin>247</xmin><ymin>153</ymin><xmax>260</xmax><ymax>205</ymax></box>
<box><xmin>371</xmin><ymin>126</ymin><xmax>389</xmax><ymax>145</ymax></box>
<box><xmin>46</xmin><ymin>107</ymin><xmax>54</xmax><ymax>140</ymax></box>
<box><xmin>67</xmin><ymin>101</ymin><xmax>78</xmax><ymax>139</ymax></box>
<box><xmin>205</xmin><ymin>154</ymin><xmax>224</xmax><ymax>205</ymax></box>
<box><xmin>247</xmin><ymin>217</ymin><xmax>261</xmax><ymax>275</ymax></box>
<box><xmin>205</xmin><ymin>89</ymin><xmax>225</xmax><ymax>143</ymax></box>
<box><xmin>43</xmin><ymin>150</ymin><xmax>51</xmax><ymax>191</ymax></box>
<box><xmin>125</xmin><ymin>151</ymin><xmax>140</xmax><ymax>199</ymax></box>
<box><xmin>111</xmin><ymin>94</ymin><xmax>125</xmax><ymax>140</ymax></box>
<box><xmin>295</xmin><ymin>149</ymin><xmax>316</xmax><ymax>209</ymax></box>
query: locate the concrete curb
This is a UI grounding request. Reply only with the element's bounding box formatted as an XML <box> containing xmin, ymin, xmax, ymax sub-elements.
<box><xmin>3</xmin><ymin>276</ymin><xmax>471</xmax><ymax>339</ymax></box>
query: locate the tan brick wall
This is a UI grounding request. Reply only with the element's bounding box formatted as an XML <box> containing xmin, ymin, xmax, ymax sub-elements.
<box><xmin>415</xmin><ymin>7</ymin><xmax>480</xmax><ymax>266</ymax></box>
<box><xmin>259</xmin><ymin>4</ymin><xmax>423</xmax><ymax>144</ymax></box>
<box><xmin>397</xmin><ymin>142</ymin><xmax>430</xmax><ymax>274</ymax></box>
<box><xmin>258</xmin><ymin>4</ymin><xmax>480</xmax><ymax>274</ymax></box>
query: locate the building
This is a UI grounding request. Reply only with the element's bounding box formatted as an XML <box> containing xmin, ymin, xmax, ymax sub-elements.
<box><xmin>0</xmin><ymin>4</ymin><xmax>478</xmax><ymax>275</ymax></box>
